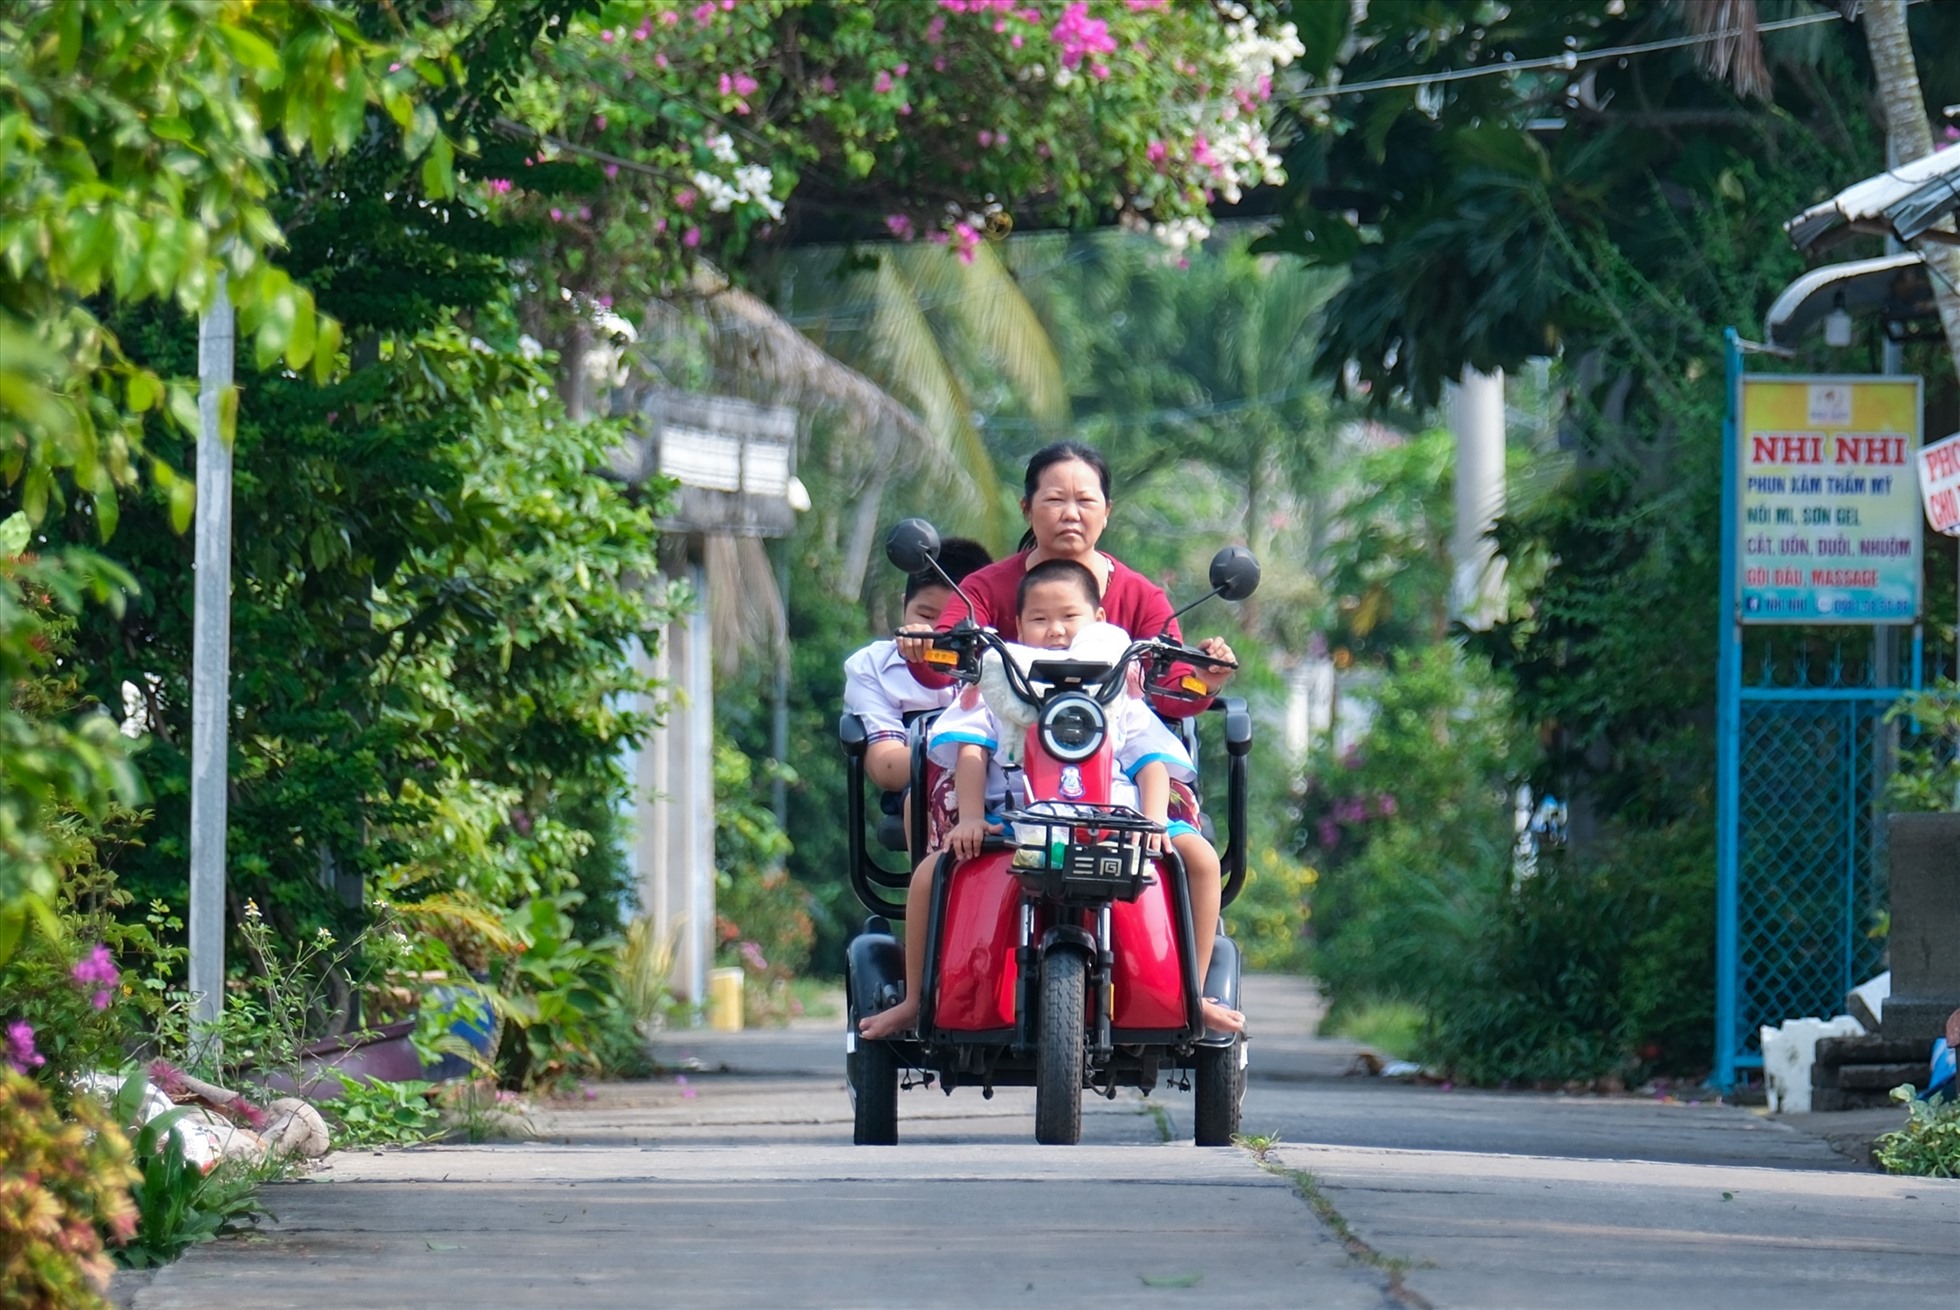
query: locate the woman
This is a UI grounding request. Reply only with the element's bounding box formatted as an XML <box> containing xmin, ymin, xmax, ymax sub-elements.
<box><xmin>902</xmin><ymin>441</ymin><xmax>1236</xmax><ymax>716</ymax></box>
<box><xmin>866</xmin><ymin>441</ymin><xmax>1244</xmax><ymax>1039</ymax></box>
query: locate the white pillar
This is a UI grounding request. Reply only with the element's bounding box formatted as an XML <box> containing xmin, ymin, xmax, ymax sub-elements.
<box><xmin>189</xmin><ymin>277</ymin><xmax>233</xmax><ymax>1046</ymax></box>
<box><xmin>684</xmin><ymin>559</ymin><xmax>713</xmax><ymax>1013</ymax></box>
<box><xmin>1450</xmin><ymin>367</ymin><xmax>1507</xmax><ymax>630</ymax></box>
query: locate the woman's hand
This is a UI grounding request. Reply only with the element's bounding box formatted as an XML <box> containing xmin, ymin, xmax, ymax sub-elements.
<box><xmin>947</xmin><ymin>816</ymin><xmax>1002</xmax><ymax>861</ymax></box>
<box><xmin>1196</xmin><ymin>636</ymin><xmax>1237</xmax><ymax>691</ymax></box>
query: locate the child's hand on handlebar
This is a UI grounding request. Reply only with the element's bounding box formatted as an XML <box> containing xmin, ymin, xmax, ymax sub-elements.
<box><xmin>947</xmin><ymin>816</ymin><xmax>1003</xmax><ymax>861</ymax></box>
<box><xmin>895</xmin><ymin>627</ymin><xmax>938</xmax><ymax>664</ymax></box>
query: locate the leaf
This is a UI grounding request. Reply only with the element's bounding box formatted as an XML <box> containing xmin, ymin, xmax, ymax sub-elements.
<box><xmin>1139</xmin><ymin>1272</ymin><xmax>1203</xmax><ymax>1288</ymax></box>
<box><xmin>1292</xmin><ymin>0</ymin><xmax>1352</xmax><ymax>81</ymax></box>
<box><xmin>405</xmin><ymin>104</ymin><xmax>440</xmax><ymax>160</ymax></box>
<box><xmin>312</xmin><ymin>314</ymin><xmax>343</xmax><ymax>385</ymax></box>
<box><xmin>425</xmin><ymin>1241</ymin><xmax>463</xmax><ymax>1251</ymax></box>
<box><xmin>218</xmin><ymin>24</ymin><xmax>282</xmax><ymax>73</ymax></box>
<box><xmin>166</xmin><ymin>384</ymin><xmax>202</xmax><ymax>439</ymax></box>
<box><xmin>0</xmin><ymin>510</ymin><xmax>29</xmax><ymax>557</ymax></box>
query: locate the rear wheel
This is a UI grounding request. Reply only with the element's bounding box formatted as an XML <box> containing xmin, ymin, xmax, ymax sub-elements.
<box><xmin>1192</xmin><ymin>1035</ymin><xmax>1243</xmax><ymax>1146</ymax></box>
<box><xmin>848</xmin><ymin>999</ymin><xmax>899</xmax><ymax>1146</ymax></box>
<box><xmin>1034</xmin><ymin>950</ymin><xmax>1087</xmax><ymax>1145</ymax></box>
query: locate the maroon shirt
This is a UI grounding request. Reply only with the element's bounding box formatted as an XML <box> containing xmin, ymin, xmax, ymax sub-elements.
<box><xmin>908</xmin><ymin>550</ymin><xmax>1212</xmax><ymax>718</ymax></box>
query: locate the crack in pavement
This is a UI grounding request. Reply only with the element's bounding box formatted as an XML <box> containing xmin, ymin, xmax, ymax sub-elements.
<box><xmin>1239</xmin><ymin>1147</ymin><xmax>1435</xmax><ymax>1310</ymax></box>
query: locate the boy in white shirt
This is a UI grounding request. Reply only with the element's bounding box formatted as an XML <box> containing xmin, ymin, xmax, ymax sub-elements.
<box><xmin>842</xmin><ymin>538</ymin><xmax>992</xmax><ymax>793</ymax></box>
<box><xmin>861</xmin><ymin>558</ymin><xmax>1241</xmax><ymax>1039</ymax></box>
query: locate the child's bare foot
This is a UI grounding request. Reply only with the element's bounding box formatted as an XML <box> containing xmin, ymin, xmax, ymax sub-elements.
<box><xmin>1201</xmin><ymin>996</ymin><xmax>1245</xmax><ymax>1035</ymax></box>
<box><xmin>858</xmin><ymin>996</ymin><xmax>918</xmax><ymax>1040</ymax></box>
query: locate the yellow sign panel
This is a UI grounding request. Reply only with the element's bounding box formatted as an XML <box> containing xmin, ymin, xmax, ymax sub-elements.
<box><xmin>1738</xmin><ymin>376</ymin><xmax>1922</xmax><ymax>624</ymax></box>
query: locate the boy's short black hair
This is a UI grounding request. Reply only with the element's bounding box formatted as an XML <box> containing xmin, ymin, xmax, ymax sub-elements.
<box><xmin>904</xmin><ymin>537</ymin><xmax>992</xmax><ymax>603</ymax></box>
<box><xmin>1016</xmin><ymin>558</ymin><xmax>1101</xmax><ymax>615</ymax></box>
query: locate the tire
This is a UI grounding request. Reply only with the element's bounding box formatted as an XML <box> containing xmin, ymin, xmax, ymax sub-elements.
<box><xmin>848</xmin><ymin>998</ymin><xmax>899</xmax><ymax>1146</ymax></box>
<box><xmin>1034</xmin><ymin>949</ymin><xmax>1087</xmax><ymax>1146</ymax></box>
<box><xmin>1193</xmin><ymin>1035</ymin><xmax>1244</xmax><ymax>1146</ymax></box>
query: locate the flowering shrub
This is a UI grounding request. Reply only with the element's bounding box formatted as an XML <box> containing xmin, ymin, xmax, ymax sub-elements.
<box><xmin>486</xmin><ymin>0</ymin><xmax>1304</xmax><ymax>328</ymax></box>
<box><xmin>0</xmin><ymin>1068</ymin><xmax>140</xmax><ymax>1310</ymax></box>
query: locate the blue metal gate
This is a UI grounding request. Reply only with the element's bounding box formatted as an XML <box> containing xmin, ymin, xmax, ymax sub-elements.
<box><xmin>1714</xmin><ymin>330</ymin><xmax>1951</xmax><ymax>1087</ymax></box>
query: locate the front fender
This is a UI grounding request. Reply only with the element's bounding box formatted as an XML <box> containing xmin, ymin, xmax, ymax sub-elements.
<box><xmin>847</xmin><ymin>924</ymin><xmax>905</xmax><ymax>1021</ymax></box>
<box><xmin>1196</xmin><ymin>930</ymin><xmax>1241</xmax><ymax>1047</ymax></box>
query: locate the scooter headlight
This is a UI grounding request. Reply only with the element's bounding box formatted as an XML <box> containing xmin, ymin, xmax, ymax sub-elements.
<box><xmin>1038</xmin><ymin>693</ymin><xmax>1106</xmax><ymax>763</ymax></box>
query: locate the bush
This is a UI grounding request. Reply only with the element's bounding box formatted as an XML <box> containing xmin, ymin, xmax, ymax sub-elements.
<box><xmin>0</xmin><ymin>1068</ymin><xmax>139</xmax><ymax>1308</ymax></box>
<box><xmin>1875</xmin><ymin>1087</ymin><xmax>1959</xmax><ymax>1178</ymax></box>
<box><xmin>1231</xmin><ymin>848</ymin><xmax>1317</xmax><ymax>974</ymax></box>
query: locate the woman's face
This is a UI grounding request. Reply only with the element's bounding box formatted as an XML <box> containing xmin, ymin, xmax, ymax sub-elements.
<box><xmin>1023</xmin><ymin>458</ymin><xmax>1109</xmax><ymax>559</ymax></box>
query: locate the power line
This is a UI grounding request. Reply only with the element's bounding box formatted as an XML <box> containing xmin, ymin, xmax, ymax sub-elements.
<box><xmin>1277</xmin><ymin>5</ymin><xmax>1871</xmax><ymax>104</ymax></box>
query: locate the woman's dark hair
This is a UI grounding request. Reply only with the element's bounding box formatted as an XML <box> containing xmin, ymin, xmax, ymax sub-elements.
<box><xmin>1015</xmin><ymin>558</ymin><xmax>1101</xmax><ymax>615</ymax></box>
<box><xmin>1018</xmin><ymin>441</ymin><xmax>1112</xmax><ymax>551</ymax></box>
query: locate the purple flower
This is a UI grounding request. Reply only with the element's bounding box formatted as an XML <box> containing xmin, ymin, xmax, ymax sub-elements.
<box><xmin>885</xmin><ymin>213</ymin><xmax>915</xmax><ymax>240</ymax></box>
<box><xmin>73</xmin><ymin>944</ymin><xmax>119</xmax><ymax>1009</ymax></box>
<box><xmin>739</xmin><ymin>940</ymin><xmax>769</xmax><ymax>972</ymax></box>
<box><xmin>486</xmin><ymin>177</ymin><xmax>513</xmax><ymax>195</ymax></box>
<box><xmin>4</xmin><ymin>1020</ymin><xmax>44</xmax><ymax>1074</ymax></box>
<box><xmin>1316</xmin><ymin>818</ymin><xmax>1340</xmax><ymax>850</ymax></box>
<box><xmin>1375</xmin><ymin>792</ymin><xmax>1399</xmax><ymax>817</ymax></box>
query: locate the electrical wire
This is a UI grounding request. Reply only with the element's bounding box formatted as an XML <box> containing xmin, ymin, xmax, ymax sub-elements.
<box><xmin>1276</xmin><ymin>4</ymin><xmax>1884</xmax><ymax>104</ymax></box>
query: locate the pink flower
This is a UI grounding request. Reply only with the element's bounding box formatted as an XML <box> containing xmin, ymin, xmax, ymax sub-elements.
<box><xmin>874</xmin><ymin>71</ymin><xmax>893</xmax><ymax>94</ymax></box>
<box><xmin>733</xmin><ymin>72</ymin><xmax>758</xmax><ymax>96</ymax></box>
<box><xmin>676</xmin><ymin>1074</ymin><xmax>697</xmax><ymax>1099</ymax></box>
<box><xmin>682</xmin><ymin>226</ymin><xmax>701</xmax><ymax>248</ymax></box>
<box><xmin>635</xmin><ymin>18</ymin><xmax>652</xmax><ymax>39</ymax></box>
<box><xmin>655</xmin><ymin>52</ymin><xmax>670</xmax><ymax>68</ymax></box>
<box><xmin>720</xmin><ymin>73</ymin><xmax>735</xmax><ymax>94</ymax></box>
<box><xmin>4</xmin><ymin>1020</ymin><xmax>43</xmax><ymax>1074</ymax></box>
<box><xmin>693</xmin><ymin>2</ymin><xmax>715</xmax><ymax>24</ymax></box>
<box><xmin>1125</xmin><ymin>0</ymin><xmax>1166</xmax><ymax>9</ymax></box>
<box><xmin>598</xmin><ymin>294</ymin><xmax>613</xmax><ymax>308</ymax></box>
<box><xmin>1192</xmin><ymin>133</ymin><xmax>1217</xmax><ymax>169</ymax></box>
<box><xmin>939</xmin><ymin>0</ymin><xmax>969</xmax><ymax>10</ymax></box>
<box><xmin>599</xmin><ymin>28</ymin><xmax>614</xmax><ymax>43</ymax></box>
<box><xmin>661</xmin><ymin>10</ymin><xmax>678</xmax><ymax>24</ymax></box>
<box><xmin>723</xmin><ymin>0</ymin><xmax>735</xmax><ymax>8</ymax></box>
<box><xmin>1011</xmin><ymin>33</ymin><xmax>1022</xmax><ymax>47</ymax></box>
<box><xmin>1145</xmin><ymin>139</ymin><xmax>1167</xmax><ymax>170</ymax></box>
<box><xmin>577</xmin><ymin>205</ymin><xmax>592</xmax><ymax>220</ymax></box>
<box><xmin>594</xmin><ymin>114</ymin><xmax>607</xmax><ymax>131</ymax></box>
<box><xmin>1376</xmin><ymin>793</ymin><xmax>1399</xmax><ymax>817</ymax></box>
<box><xmin>885</xmin><ymin>213</ymin><xmax>915</xmax><ymax>240</ymax></box>
<box><xmin>977</xmin><ymin>129</ymin><xmax>993</xmax><ymax>147</ymax></box>
<box><xmin>895</xmin><ymin>62</ymin><xmax>909</xmax><ymax>76</ymax></box>
<box><xmin>675</xmin><ymin>187</ymin><xmax>697</xmax><ymax>210</ymax></box>
<box><xmin>739</xmin><ymin>940</ymin><xmax>769</xmax><ymax>972</ymax></box>
<box><xmin>951</xmin><ymin>221</ymin><xmax>980</xmax><ymax>265</ymax></box>
<box><xmin>603</xmin><ymin>163</ymin><xmax>619</xmax><ymax>180</ymax></box>
<box><xmin>926</xmin><ymin>15</ymin><xmax>946</xmax><ymax>41</ymax></box>
<box><xmin>72</xmin><ymin>945</ymin><xmax>119</xmax><ymax>1010</ymax></box>
<box><xmin>899</xmin><ymin>101</ymin><xmax>911</xmax><ymax>115</ymax></box>
<box><xmin>1050</xmin><ymin>2</ymin><xmax>1116</xmax><ymax>71</ymax></box>
<box><xmin>933</xmin><ymin>57</ymin><xmax>946</xmax><ymax>72</ymax></box>
<box><xmin>487</xmin><ymin>177</ymin><xmax>513</xmax><ymax>194</ymax></box>
<box><xmin>549</xmin><ymin>207</ymin><xmax>564</xmax><ymax>222</ymax></box>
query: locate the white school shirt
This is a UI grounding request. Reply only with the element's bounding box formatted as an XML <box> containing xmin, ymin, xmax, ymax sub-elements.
<box><xmin>842</xmin><ymin>638</ymin><xmax>957</xmax><ymax>746</ymax></box>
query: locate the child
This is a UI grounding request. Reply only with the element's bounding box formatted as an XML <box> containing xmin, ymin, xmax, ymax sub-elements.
<box><xmin>860</xmin><ymin>558</ymin><xmax>1245</xmax><ymax>1040</ymax></box>
<box><xmin>842</xmin><ymin>538</ymin><xmax>993</xmax><ymax>795</ymax></box>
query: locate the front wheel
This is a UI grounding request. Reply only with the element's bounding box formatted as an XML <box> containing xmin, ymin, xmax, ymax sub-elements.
<box><xmin>1192</xmin><ymin>1035</ymin><xmax>1244</xmax><ymax>1146</ymax></box>
<box><xmin>1034</xmin><ymin>950</ymin><xmax>1087</xmax><ymax>1145</ymax></box>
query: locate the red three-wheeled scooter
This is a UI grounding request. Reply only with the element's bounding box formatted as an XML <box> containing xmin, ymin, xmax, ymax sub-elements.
<box><xmin>840</xmin><ymin>519</ymin><xmax>1258</xmax><ymax>1145</ymax></box>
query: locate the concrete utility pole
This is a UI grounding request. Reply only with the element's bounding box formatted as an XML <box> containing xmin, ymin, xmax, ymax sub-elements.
<box><xmin>1450</xmin><ymin>367</ymin><xmax>1507</xmax><ymax>629</ymax></box>
<box><xmin>189</xmin><ymin>276</ymin><xmax>234</xmax><ymax>1045</ymax></box>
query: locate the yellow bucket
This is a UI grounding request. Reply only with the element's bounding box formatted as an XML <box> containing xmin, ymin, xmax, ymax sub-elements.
<box><xmin>708</xmin><ymin>967</ymin><xmax>745</xmax><ymax>1032</ymax></box>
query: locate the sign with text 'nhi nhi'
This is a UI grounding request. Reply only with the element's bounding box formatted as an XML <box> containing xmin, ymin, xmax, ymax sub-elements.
<box><xmin>1919</xmin><ymin>431</ymin><xmax>1960</xmax><ymax>537</ymax></box>
<box><xmin>1739</xmin><ymin>375</ymin><xmax>1922</xmax><ymax>624</ymax></box>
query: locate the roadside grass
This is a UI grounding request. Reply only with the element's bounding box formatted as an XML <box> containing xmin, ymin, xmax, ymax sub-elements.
<box><xmin>1322</xmin><ymin>1000</ymin><xmax>1427</xmax><ymax>1062</ymax></box>
<box><xmin>789</xmin><ymin>977</ymin><xmax>841</xmax><ymax>1022</ymax></box>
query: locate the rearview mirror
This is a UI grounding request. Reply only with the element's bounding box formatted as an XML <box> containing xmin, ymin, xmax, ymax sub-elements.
<box><xmin>1209</xmin><ymin>546</ymin><xmax>1260</xmax><ymax>602</ymax></box>
<box><xmin>885</xmin><ymin>518</ymin><xmax>942</xmax><ymax>574</ymax></box>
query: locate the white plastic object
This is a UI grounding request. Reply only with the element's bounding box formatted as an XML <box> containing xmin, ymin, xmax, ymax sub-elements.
<box><xmin>1759</xmin><ymin>1014</ymin><xmax>1864</xmax><ymax>1114</ymax></box>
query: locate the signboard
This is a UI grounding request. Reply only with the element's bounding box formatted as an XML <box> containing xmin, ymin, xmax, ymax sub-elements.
<box><xmin>1738</xmin><ymin>375</ymin><xmax>1922</xmax><ymax>624</ymax></box>
<box><xmin>1918</xmin><ymin>431</ymin><xmax>1960</xmax><ymax>537</ymax></box>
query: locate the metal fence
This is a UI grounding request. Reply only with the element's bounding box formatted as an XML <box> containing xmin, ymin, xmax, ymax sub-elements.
<box><xmin>1717</xmin><ymin>633</ymin><xmax>1954</xmax><ymax>1085</ymax></box>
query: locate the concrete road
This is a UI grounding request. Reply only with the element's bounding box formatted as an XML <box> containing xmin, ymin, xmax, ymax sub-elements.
<box><xmin>126</xmin><ymin>976</ymin><xmax>1960</xmax><ymax>1309</ymax></box>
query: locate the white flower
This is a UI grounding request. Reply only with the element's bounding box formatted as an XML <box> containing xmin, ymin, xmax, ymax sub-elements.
<box><xmin>705</xmin><ymin>132</ymin><xmax>740</xmax><ymax>165</ymax></box>
<box><xmin>517</xmin><ymin>334</ymin><xmax>544</xmax><ymax>361</ymax></box>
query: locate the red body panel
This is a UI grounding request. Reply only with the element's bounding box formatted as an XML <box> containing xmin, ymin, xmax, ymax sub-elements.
<box><xmin>1110</xmin><ymin>869</ymin><xmax>1187</xmax><ymax>1030</ymax></box>
<box><xmin>933</xmin><ymin>851</ymin><xmax>1019</xmax><ymax>1030</ymax></box>
<box><xmin>1019</xmin><ymin>726</ymin><xmax>1113</xmax><ymax>805</ymax></box>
